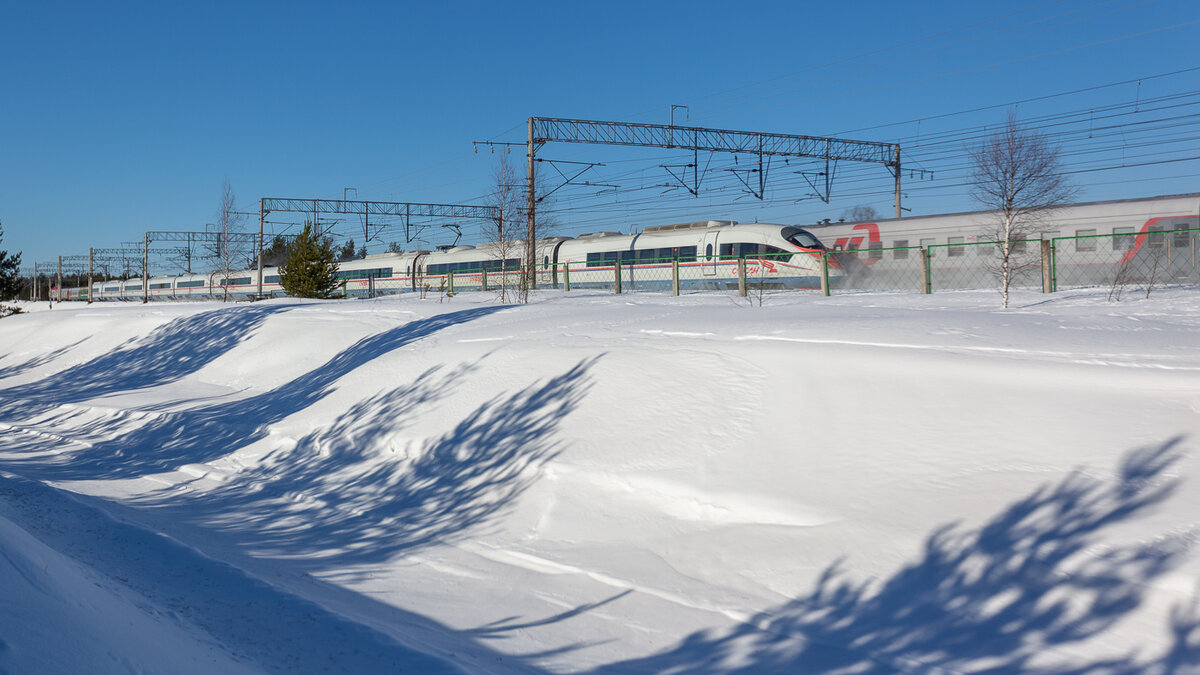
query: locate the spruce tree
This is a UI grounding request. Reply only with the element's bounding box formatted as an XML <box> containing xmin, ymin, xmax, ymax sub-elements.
<box><xmin>0</xmin><ymin>221</ymin><xmax>22</xmax><ymax>301</ymax></box>
<box><xmin>278</xmin><ymin>222</ymin><xmax>341</xmax><ymax>299</ymax></box>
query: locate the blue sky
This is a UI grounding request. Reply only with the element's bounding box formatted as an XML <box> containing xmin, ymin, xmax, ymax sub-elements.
<box><xmin>3</xmin><ymin>0</ymin><xmax>1199</xmax><ymax>271</ymax></box>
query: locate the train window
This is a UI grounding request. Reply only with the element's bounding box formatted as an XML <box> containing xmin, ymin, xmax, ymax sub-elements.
<box><xmin>868</xmin><ymin>242</ymin><xmax>883</xmax><ymax>260</ymax></box>
<box><xmin>586</xmin><ymin>251</ymin><xmax>622</xmax><ymax>268</ymax></box>
<box><xmin>1174</xmin><ymin>224</ymin><xmax>1191</xmax><ymax>248</ymax></box>
<box><xmin>721</xmin><ymin>243</ymin><xmax>769</xmax><ymax>258</ymax></box>
<box><xmin>1112</xmin><ymin>227</ymin><xmax>1135</xmax><ymax>251</ymax></box>
<box><xmin>1011</xmin><ymin>241</ymin><xmax>1027</xmax><ymax>254</ymax></box>
<box><xmin>782</xmin><ymin>227</ymin><xmax>823</xmax><ymax>249</ymax></box>
<box><xmin>705</xmin><ymin>243</ymin><xmax>713</xmax><ymax>260</ymax></box>
<box><xmin>678</xmin><ymin>246</ymin><xmax>697</xmax><ymax>262</ymax></box>
<box><xmin>1148</xmin><ymin>226</ymin><xmax>1166</xmax><ymax>248</ymax></box>
<box><xmin>947</xmin><ymin>237</ymin><xmax>965</xmax><ymax>257</ymax></box>
<box><xmin>1074</xmin><ymin>229</ymin><xmax>1097</xmax><ymax>252</ymax></box>
<box><xmin>893</xmin><ymin>240</ymin><xmax>909</xmax><ymax>260</ymax></box>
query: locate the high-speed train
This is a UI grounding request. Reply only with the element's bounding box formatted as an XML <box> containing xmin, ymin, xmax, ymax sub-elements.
<box><xmin>69</xmin><ymin>219</ymin><xmax>838</xmax><ymax>300</ymax></box>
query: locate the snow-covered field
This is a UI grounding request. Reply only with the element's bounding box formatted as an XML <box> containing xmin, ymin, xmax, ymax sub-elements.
<box><xmin>1</xmin><ymin>288</ymin><xmax>1198</xmax><ymax>674</ymax></box>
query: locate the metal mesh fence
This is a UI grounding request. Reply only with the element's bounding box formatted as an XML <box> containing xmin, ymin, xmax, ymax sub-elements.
<box><xmin>558</xmin><ymin>253</ymin><xmax>830</xmax><ymax>296</ymax></box>
<box><xmin>927</xmin><ymin>240</ymin><xmax>1043</xmax><ymax>292</ymax></box>
<box><xmin>62</xmin><ymin>227</ymin><xmax>1199</xmax><ymax>302</ymax></box>
<box><xmin>306</xmin><ymin>233</ymin><xmax>1200</xmax><ymax>302</ymax></box>
<box><xmin>1051</xmin><ymin>228</ymin><xmax>1199</xmax><ymax>293</ymax></box>
<box><xmin>829</xmin><ymin>247</ymin><xmax>926</xmax><ymax>293</ymax></box>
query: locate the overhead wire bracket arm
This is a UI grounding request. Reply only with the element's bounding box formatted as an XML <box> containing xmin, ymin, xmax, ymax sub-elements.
<box><xmin>535</xmin><ymin>158</ymin><xmax>605</xmax><ymax>202</ymax></box>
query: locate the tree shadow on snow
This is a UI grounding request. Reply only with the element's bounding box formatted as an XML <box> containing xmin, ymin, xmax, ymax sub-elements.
<box><xmin>0</xmin><ymin>304</ymin><xmax>299</xmax><ymax>421</ymax></box>
<box><xmin>590</xmin><ymin>438</ymin><xmax>1200</xmax><ymax>674</ymax></box>
<box><xmin>122</xmin><ymin>355</ymin><xmax>596</xmax><ymax>571</ymax></box>
<box><xmin>0</xmin><ymin>306</ymin><xmax>508</xmax><ymax>481</ymax></box>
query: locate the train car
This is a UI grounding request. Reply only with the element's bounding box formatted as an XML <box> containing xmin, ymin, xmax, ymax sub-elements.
<box><xmin>91</xmin><ymin>280</ymin><xmax>123</xmax><ymax>300</ymax></box>
<box><xmin>807</xmin><ymin>193</ymin><xmax>1199</xmax><ymax>289</ymax></box>
<box><xmin>554</xmin><ymin>220</ymin><xmax>837</xmax><ymax>291</ymax></box>
<box><xmin>173</xmin><ymin>272</ymin><xmax>214</xmax><ymax>299</ymax></box>
<box><xmin>412</xmin><ymin>239</ymin><xmax>566</xmax><ymax>293</ymax></box>
<box><xmin>336</xmin><ymin>251</ymin><xmax>428</xmax><ymax>297</ymax></box>
<box><xmin>120</xmin><ymin>278</ymin><xmax>144</xmax><ymax>300</ymax></box>
<box><xmin>146</xmin><ymin>275</ymin><xmax>176</xmax><ymax>299</ymax></box>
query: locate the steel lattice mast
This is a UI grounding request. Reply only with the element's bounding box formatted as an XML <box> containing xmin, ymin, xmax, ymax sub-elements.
<box><xmin>519</xmin><ymin>116</ymin><xmax>903</xmax><ymax>289</ymax></box>
<box><xmin>255</xmin><ymin>198</ymin><xmax>499</xmax><ymax>298</ymax></box>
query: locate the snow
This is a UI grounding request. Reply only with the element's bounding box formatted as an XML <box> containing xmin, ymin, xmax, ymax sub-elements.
<box><xmin>0</xmin><ymin>288</ymin><xmax>1198</xmax><ymax>673</ymax></box>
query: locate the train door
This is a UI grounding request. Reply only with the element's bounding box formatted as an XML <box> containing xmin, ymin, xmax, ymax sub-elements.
<box><xmin>702</xmin><ymin>230</ymin><xmax>719</xmax><ymax>276</ymax></box>
<box><xmin>410</xmin><ymin>253</ymin><xmax>427</xmax><ymax>291</ymax></box>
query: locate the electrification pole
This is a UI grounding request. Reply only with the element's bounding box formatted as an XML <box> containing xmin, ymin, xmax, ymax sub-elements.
<box><xmin>526</xmin><ymin>116</ymin><xmax>537</xmax><ymax>291</ymax></box>
<box><xmin>894</xmin><ymin>146</ymin><xmax>903</xmax><ymax>218</ymax></box>
<box><xmin>257</xmin><ymin>197</ymin><xmax>265</xmax><ymax>298</ymax></box>
<box><xmin>142</xmin><ymin>232</ymin><xmax>149</xmax><ymax>303</ymax></box>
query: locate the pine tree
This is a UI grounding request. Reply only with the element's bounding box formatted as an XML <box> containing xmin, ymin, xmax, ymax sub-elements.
<box><xmin>0</xmin><ymin>221</ymin><xmax>22</xmax><ymax>301</ymax></box>
<box><xmin>278</xmin><ymin>222</ymin><xmax>341</xmax><ymax>299</ymax></box>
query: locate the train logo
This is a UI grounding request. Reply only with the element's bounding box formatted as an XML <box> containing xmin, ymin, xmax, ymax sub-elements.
<box><xmin>832</xmin><ymin>223</ymin><xmax>881</xmax><ymax>252</ymax></box>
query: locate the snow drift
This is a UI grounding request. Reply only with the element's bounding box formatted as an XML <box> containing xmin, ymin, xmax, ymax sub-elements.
<box><xmin>0</xmin><ymin>288</ymin><xmax>1198</xmax><ymax>673</ymax></box>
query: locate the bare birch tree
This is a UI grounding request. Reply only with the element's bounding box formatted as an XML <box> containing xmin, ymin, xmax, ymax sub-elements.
<box><xmin>970</xmin><ymin>112</ymin><xmax>1077</xmax><ymax>308</ymax></box>
<box><xmin>483</xmin><ymin>154</ymin><xmax>522</xmax><ymax>302</ymax></box>
<box><xmin>210</xmin><ymin>178</ymin><xmax>247</xmax><ymax>302</ymax></box>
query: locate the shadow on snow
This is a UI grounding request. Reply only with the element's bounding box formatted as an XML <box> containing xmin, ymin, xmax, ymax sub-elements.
<box><xmin>0</xmin><ymin>304</ymin><xmax>300</xmax><ymax>420</ymax></box>
<box><xmin>591</xmin><ymin>438</ymin><xmax>1199</xmax><ymax>674</ymax></box>
<box><xmin>0</xmin><ymin>306</ymin><xmax>508</xmax><ymax>482</ymax></box>
<box><xmin>126</xmin><ymin>355</ymin><xmax>597</xmax><ymax>571</ymax></box>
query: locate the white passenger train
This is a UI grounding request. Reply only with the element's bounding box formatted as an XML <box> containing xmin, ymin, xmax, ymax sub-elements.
<box><xmin>70</xmin><ymin>220</ymin><xmax>838</xmax><ymax>300</ymax></box>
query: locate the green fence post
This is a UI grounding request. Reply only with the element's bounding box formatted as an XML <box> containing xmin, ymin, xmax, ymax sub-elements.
<box><xmin>820</xmin><ymin>252</ymin><xmax>830</xmax><ymax>297</ymax></box>
<box><xmin>481</xmin><ymin>269</ymin><xmax>488</xmax><ymax>292</ymax></box>
<box><xmin>921</xmin><ymin>248</ymin><xmax>932</xmax><ymax>294</ymax></box>
<box><xmin>672</xmin><ymin>259</ymin><xmax>680</xmax><ymax>296</ymax></box>
<box><xmin>615</xmin><ymin>260</ymin><xmax>622</xmax><ymax>294</ymax></box>
<box><xmin>564</xmin><ymin>263</ymin><xmax>571</xmax><ymax>292</ymax></box>
<box><xmin>342</xmin><ymin>279</ymin><xmax>348</xmax><ymax>299</ymax></box>
<box><xmin>1050</xmin><ymin>238</ymin><xmax>1059</xmax><ymax>292</ymax></box>
<box><xmin>738</xmin><ymin>258</ymin><xmax>747</xmax><ymax>297</ymax></box>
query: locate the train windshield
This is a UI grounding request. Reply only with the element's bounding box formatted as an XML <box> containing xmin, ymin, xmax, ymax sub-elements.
<box><xmin>782</xmin><ymin>227</ymin><xmax>825</xmax><ymax>250</ymax></box>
